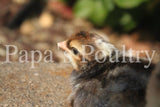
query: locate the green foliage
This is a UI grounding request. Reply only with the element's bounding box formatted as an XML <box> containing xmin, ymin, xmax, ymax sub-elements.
<box><xmin>89</xmin><ymin>0</ymin><xmax>108</xmax><ymax>26</ymax></box>
<box><xmin>114</xmin><ymin>0</ymin><xmax>147</xmax><ymax>9</ymax></box>
<box><xmin>73</xmin><ymin>0</ymin><xmax>112</xmax><ymax>26</ymax></box>
<box><xmin>73</xmin><ymin>0</ymin><xmax>94</xmax><ymax>18</ymax></box>
<box><xmin>103</xmin><ymin>0</ymin><xmax>115</xmax><ymax>11</ymax></box>
<box><xmin>119</xmin><ymin>13</ymin><xmax>136</xmax><ymax>31</ymax></box>
<box><xmin>61</xmin><ymin>0</ymin><xmax>160</xmax><ymax>32</ymax></box>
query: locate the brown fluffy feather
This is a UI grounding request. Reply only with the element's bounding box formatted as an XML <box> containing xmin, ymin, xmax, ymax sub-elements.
<box><xmin>58</xmin><ymin>31</ymin><xmax>155</xmax><ymax>107</ymax></box>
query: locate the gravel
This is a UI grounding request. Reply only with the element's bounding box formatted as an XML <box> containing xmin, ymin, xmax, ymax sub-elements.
<box><xmin>0</xmin><ymin>62</ymin><xmax>72</xmax><ymax>107</ymax></box>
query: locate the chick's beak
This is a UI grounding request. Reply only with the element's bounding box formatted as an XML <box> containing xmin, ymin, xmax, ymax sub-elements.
<box><xmin>57</xmin><ymin>41</ymin><xmax>70</xmax><ymax>52</ymax></box>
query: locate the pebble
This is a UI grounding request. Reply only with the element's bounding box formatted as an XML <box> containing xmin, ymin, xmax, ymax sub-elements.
<box><xmin>38</xmin><ymin>12</ymin><xmax>54</xmax><ymax>28</ymax></box>
<box><xmin>20</xmin><ymin>20</ymin><xmax>34</xmax><ymax>35</ymax></box>
<box><xmin>0</xmin><ymin>48</ymin><xmax>6</xmax><ymax>56</ymax></box>
<box><xmin>34</xmin><ymin>73</ymin><xmax>39</xmax><ymax>76</ymax></box>
<box><xmin>0</xmin><ymin>35</ymin><xmax>7</xmax><ymax>44</ymax></box>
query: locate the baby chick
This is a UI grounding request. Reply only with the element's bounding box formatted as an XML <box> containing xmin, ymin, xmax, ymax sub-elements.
<box><xmin>58</xmin><ymin>31</ymin><xmax>155</xmax><ymax>107</ymax></box>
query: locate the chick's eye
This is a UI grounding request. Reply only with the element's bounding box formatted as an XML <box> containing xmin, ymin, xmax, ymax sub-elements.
<box><xmin>71</xmin><ymin>47</ymin><xmax>79</xmax><ymax>55</ymax></box>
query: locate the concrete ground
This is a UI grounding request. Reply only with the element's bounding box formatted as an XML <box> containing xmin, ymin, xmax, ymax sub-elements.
<box><xmin>0</xmin><ymin>62</ymin><xmax>72</xmax><ymax>107</ymax></box>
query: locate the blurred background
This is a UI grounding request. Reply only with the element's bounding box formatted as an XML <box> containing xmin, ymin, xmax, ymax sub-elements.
<box><xmin>0</xmin><ymin>0</ymin><xmax>160</xmax><ymax>62</ymax></box>
<box><xmin>0</xmin><ymin>0</ymin><xmax>160</xmax><ymax>106</ymax></box>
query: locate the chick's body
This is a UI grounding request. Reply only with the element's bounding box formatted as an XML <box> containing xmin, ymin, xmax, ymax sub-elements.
<box><xmin>69</xmin><ymin>58</ymin><xmax>154</xmax><ymax>107</ymax></box>
<box><xmin>58</xmin><ymin>31</ymin><xmax>155</xmax><ymax>107</ymax></box>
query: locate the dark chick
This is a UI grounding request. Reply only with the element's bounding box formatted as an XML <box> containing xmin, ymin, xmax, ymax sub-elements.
<box><xmin>58</xmin><ymin>31</ymin><xmax>155</xmax><ymax>107</ymax></box>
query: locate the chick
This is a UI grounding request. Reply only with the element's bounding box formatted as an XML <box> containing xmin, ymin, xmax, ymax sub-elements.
<box><xmin>58</xmin><ymin>31</ymin><xmax>155</xmax><ymax>107</ymax></box>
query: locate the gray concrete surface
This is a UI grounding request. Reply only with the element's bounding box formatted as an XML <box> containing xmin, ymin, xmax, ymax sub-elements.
<box><xmin>0</xmin><ymin>62</ymin><xmax>72</xmax><ymax>107</ymax></box>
